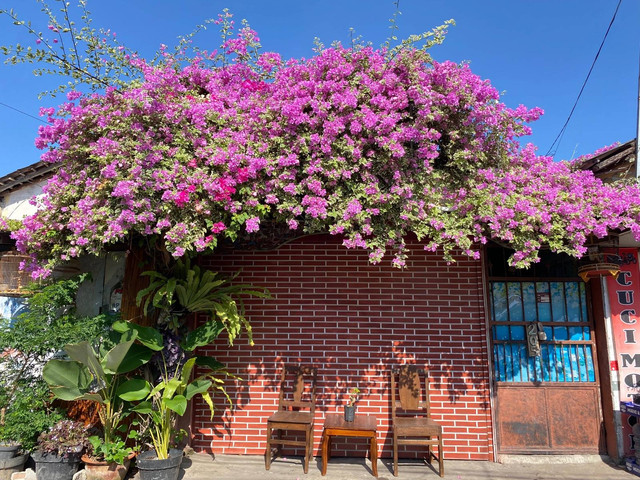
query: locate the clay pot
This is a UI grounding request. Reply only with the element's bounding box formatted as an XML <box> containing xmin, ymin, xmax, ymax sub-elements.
<box><xmin>81</xmin><ymin>454</ymin><xmax>132</xmax><ymax>480</ymax></box>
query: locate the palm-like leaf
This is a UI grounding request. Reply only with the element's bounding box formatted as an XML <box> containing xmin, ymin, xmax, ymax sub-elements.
<box><xmin>136</xmin><ymin>259</ymin><xmax>270</xmax><ymax>346</ymax></box>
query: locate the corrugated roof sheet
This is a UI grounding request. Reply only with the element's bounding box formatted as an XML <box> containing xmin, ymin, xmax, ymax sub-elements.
<box><xmin>0</xmin><ymin>161</ymin><xmax>56</xmax><ymax>195</ymax></box>
<box><xmin>577</xmin><ymin>139</ymin><xmax>637</xmax><ymax>181</ymax></box>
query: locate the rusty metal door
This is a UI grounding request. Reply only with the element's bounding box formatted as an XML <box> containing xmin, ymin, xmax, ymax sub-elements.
<box><xmin>489</xmin><ymin>279</ymin><xmax>603</xmax><ymax>454</ymax></box>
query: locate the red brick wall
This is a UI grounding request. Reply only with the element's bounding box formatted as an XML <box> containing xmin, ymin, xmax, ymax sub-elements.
<box><xmin>192</xmin><ymin>234</ymin><xmax>494</xmax><ymax>461</ymax></box>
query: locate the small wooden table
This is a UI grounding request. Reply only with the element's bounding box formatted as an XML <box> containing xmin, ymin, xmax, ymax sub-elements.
<box><xmin>321</xmin><ymin>413</ymin><xmax>378</xmax><ymax>477</ymax></box>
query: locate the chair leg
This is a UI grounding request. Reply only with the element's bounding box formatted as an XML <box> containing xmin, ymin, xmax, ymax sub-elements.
<box><xmin>308</xmin><ymin>426</ymin><xmax>314</xmax><ymax>471</ymax></box>
<box><xmin>265</xmin><ymin>425</ymin><xmax>272</xmax><ymax>470</ymax></box>
<box><xmin>427</xmin><ymin>438</ymin><xmax>432</xmax><ymax>464</ymax></box>
<box><xmin>303</xmin><ymin>428</ymin><xmax>310</xmax><ymax>474</ymax></box>
<box><xmin>276</xmin><ymin>428</ymin><xmax>283</xmax><ymax>458</ymax></box>
<box><xmin>393</xmin><ymin>431</ymin><xmax>398</xmax><ymax>477</ymax></box>
<box><xmin>438</xmin><ymin>435</ymin><xmax>444</xmax><ymax>478</ymax></box>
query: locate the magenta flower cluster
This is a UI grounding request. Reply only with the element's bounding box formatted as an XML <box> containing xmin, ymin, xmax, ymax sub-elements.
<box><xmin>13</xmin><ymin>25</ymin><xmax>640</xmax><ymax>278</ymax></box>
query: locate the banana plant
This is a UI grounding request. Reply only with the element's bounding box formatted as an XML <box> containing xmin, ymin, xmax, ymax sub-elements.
<box><xmin>42</xmin><ymin>324</ymin><xmax>163</xmax><ymax>445</ymax></box>
<box><xmin>114</xmin><ymin>320</ymin><xmax>230</xmax><ymax>460</ymax></box>
<box><xmin>135</xmin><ymin>258</ymin><xmax>270</xmax><ymax>345</ymax></box>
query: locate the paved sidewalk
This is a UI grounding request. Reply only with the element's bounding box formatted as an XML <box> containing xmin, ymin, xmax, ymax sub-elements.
<box><xmin>168</xmin><ymin>452</ymin><xmax>638</xmax><ymax>480</ymax></box>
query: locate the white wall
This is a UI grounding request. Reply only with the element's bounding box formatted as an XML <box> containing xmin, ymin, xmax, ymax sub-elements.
<box><xmin>1</xmin><ymin>179</ymin><xmax>127</xmax><ymax>318</ymax></box>
<box><xmin>0</xmin><ymin>179</ymin><xmax>47</xmax><ymax>220</ymax></box>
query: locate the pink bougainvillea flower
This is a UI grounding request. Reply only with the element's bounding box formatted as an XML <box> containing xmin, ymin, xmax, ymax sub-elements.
<box><xmin>12</xmin><ymin>20</ymin><xmax>640</xmax><ymax>277</ymax></box>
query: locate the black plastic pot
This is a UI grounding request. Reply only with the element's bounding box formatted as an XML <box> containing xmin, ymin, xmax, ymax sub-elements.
<box><xmin>344</xmin><ymin>405</ymin><xmax>356</xmax><ymax>422</ymax></box>
<box><xmin>137</xmin><ymin>449</ymin><xmax>182</xmax><ymax>480</ymax></box>
<box><xmin>0</xmin><ymin>445</ymin><xmax>20</xmax><ymax>460</ymax></box>
<box><xmin>32</xmin><ymin>451</ymin><xmax>82</xmax><ymax>480</ymax></box>
<box><xmin>0</xmin><ymin>453</ymin><xmax>27</xmax><ymax>480</ymax></box>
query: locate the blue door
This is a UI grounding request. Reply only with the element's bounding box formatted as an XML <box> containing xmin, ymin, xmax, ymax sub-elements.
<box><xmin>489</xmin><ymin>280</ymin><xmax>603</xmax><ymax>453</ymax></box>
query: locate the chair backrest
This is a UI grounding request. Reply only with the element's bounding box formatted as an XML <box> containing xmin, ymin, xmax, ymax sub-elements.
<box><xmin>277</xmin><ymin>365</ymin><xmax>317</xmax><ymax>414</ymax></box>
<box><xmin>391</xmin><ymin>365</ymin><xmax>432</xmax><ymax>418</ymax></box>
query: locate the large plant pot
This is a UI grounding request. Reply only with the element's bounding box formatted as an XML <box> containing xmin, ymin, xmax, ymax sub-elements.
<box><xmin>0</xmin><ymin>444</ymin><xmax>20</xmax><ymax>460</ymax></box>
<box><xmin>0</xmin><ymin>453</ymin><xmax>27</xmax><ymax>480</ymax></box>
<box><xmin>137</xmin><ymin>449</ymin><xmax>182</xmax><ymax>480</ymax></box>
<box><xmin>81</xmin><ymin>454</ymin><xmax>132</xmax><ymax>480</ymax></box>
<box><xmin>32</xmin><ymin>451</ymin><xmax>82</xmax><ymax>480</ymax></box>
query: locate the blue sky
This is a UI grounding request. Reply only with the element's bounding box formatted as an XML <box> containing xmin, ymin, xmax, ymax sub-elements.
<box><xmin>0</xmin><ymin>0</ymin><xmax>638</xmax><ymax>178</ymax></box>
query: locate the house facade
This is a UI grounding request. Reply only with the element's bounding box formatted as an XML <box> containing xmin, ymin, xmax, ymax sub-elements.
<box><xmin>2</xmin><ymin>142</ymin><xmax>639</xmax><ymax>463</ymax></box>
<box><xmin>196</xmin><ymin>236</ymin><xmax>493</xmax><ymax>460</ymax></box>
<box><xmin>188</xmin><ymin>140</ymin><xmax>640</xmax><ymax>462</ymax></box>
<box><xmin>190</xmin><ymin>235</ymin><xmax>615</xmax><ymax>461</ymax></box>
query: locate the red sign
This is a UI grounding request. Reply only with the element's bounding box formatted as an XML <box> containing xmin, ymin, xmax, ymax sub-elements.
<box><xmin>606</xmin><ymin>248</ymin><xmax>640</xmax><ymax>455</ymax></box>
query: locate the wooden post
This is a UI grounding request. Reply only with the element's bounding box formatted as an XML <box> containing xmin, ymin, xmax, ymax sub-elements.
<box><xmin>120</xmin><ymin>245</ymin><xmax>155</xmax><ymax>326</ymax></box>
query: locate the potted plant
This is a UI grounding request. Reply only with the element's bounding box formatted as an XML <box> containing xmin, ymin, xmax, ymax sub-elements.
<box><xmin>120</xmin><ymin>261</ymin><xmax>267</xmax><ymax>479</ymax></box>
<box><xmin>81</xmin><ymin>436</ymin><xmax>134</xmax><ymax>480</ymax></box>
<box><xmin>0</xmin><ymin>387</ymin><xmax>19</xmax><ymax>457</ymax></box>
<box><xmin>116</xmin><ymin>320</ymin><xmax>232</xmax><ymax>480</ymax></box>
<box><xmin>42</xmin><ymin>326</ymin><xmax>161</xmax><ymax>480</ymax></box>
<box><xmin>31</xmin><ymin>419</ymin><xmax>89</xmax><ymax>480</ymax></box>
<box><xmin>0</xmin><ymin>275</ymin><xmax>110</xmax><ymax>479</ymax></box>
<box><xmin>0</xmin><ymin>399</ymin><xmax>26</xmax><ymax>480</ymax></box>
<box><xmin>0</xmin><ymin>382</ymin><xmax>63</xmax><ymax>480</ymax></box>
<box><xmin>344</xmin><ymin>387</ymin><xmax>360</xmax><ymax>422</ymax></box>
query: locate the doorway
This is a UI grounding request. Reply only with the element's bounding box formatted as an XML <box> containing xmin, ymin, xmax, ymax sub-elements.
<box><xmin>487</xmin><ymin>250</ymin><xmax>604</xmax><ymax>454</ymax></box>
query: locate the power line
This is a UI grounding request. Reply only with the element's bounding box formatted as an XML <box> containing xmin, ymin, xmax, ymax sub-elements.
<box><xmin>544</xmin><ymin>0</ymin><xmax>622</xmax><ymax>157</ymax></box>
<box><xmin>0</xmin><ymin>101</ymin><xmax>50</xmax><ymax>124</ymax></box>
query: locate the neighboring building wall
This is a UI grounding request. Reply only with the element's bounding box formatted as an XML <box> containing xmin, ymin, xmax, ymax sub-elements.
<box><xmin>0</xmin><ymin>179</ymin><xmax>47</xmax><ymax>220</ymax></box>
<box><xmin>0</xmin><ymin>171</ymin><xmax>126</xmax><ymax>317</ymax></box>
<box><xmin>72</xmin><ymin>252</ymin><xmax>126</xmax><ymax>317</ymax></box>
<box><xmin>192</xmin><ymin>234</ymin><xmax>493</xmax><ymax>461</ymax></box>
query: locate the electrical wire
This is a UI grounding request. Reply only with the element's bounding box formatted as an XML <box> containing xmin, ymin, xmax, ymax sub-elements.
<box><xmin>0</xmin><ymin>101</ymin><xmax>50</xmax><ymax>124</ymax></box>
<box><xmin>544</xmin><ymin>0</ymin><xmax>622</xmax><ymax>157</ymax></box>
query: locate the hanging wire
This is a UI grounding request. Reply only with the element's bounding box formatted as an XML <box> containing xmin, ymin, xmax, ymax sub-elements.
<box><xmin>544</xmin><ymin>0</ymin><xmax>622</xmax><ymax>157</ymax></box>
<box><xmin>0</xmin><ymin>101</ymin><xmax>50</xmax><ymax>124</ymax></box>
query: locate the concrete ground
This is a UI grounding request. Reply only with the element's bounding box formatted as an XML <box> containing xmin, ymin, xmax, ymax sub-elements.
<box><xmin>157</xmin><ymin>452</ymin><xmax>639</xmax><ymax>480</ymax></box>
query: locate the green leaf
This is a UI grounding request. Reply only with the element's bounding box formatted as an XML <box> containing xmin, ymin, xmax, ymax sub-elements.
<box><xmin>136</xmin><ymin>279</ymin><xmax>164</xmax><ymax>308</ymax></box>
<box><xmin>164</xmin><ymin>395</ymin><xmax>187</xmax><ymax>415</ymax></box>
<box><xmin>112</xmin><ymin>320</ymin><xmax>163</xmax><ymax>351</ymax></box>
<box><xmin>165</xmin><ymin>277</ymin><xmax>177</xmax><ymax>305</ymax></box>
<box><xmin>43</xmin><ymin>359</ymin><xmax>92</xmax><ymax>400</ymax></box>
<box><xmin>182</xmin><ymin>319</ymin><xmax>225</xmax><ymax>351</ymax></box>
<box><xmin>48</xmin><ymin>386</ymin><xmax>84</xmax><ymax>402</ymax></box>
<box><xmin>149</xmin><ymin>381</ymin><xmax>166</xmax><ymax>398</ymax></box>
<box><xmin>195</xmin><ymin>356</ymin><xmax>225</xmax><ymax>372</ymax></box>
<box><xmin>132</xmin><ymin>401</ymin><xmax>153</xmax><ymax>414</ymax></box>
<box><xmin>185</xmin><ymin>380</ymin><xmax>212</xmax><ymax>400</ymax></box>
<box><xmin>201</xmin><ymin>391</ymin><xmax>215</xmax><ymax>420</ymax></box>
<box><xmin>72</xmin><ymin>392</ymin><xmax>105</xmax><ymax>404</ymax></box>
<box><xmin>162</xmin><ymin>377</ymin><xmax>182</xmax><ymax>400</ymax></box>
<box><xmin>65</xmin><ymin>341</ymin><xmax>104</xmax><ymax>379</ymax></box>
<box><xmin>181</xmin><ymin>357</ymin><xmax>197</xmax><ymax>383</ymax></box>
<box><xmin>116</xmin><ymin>343</ymin><xmax>155</xmax><ymax>373</ymax></box>
<box><xmin>117</xmin><ymin>378</ymin><xmax>152</xmax><ymax>401</ymax></box>
<box><xmin>102</xmin><ymin>338</ymin><xmax>135</xmax><ymax>374</ymax></box>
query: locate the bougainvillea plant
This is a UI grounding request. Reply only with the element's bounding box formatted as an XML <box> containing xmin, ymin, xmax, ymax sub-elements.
<box><xmin>6</xmin><ymin>9</ymin><xmax>640</xmax><ymax>278</ymax></box>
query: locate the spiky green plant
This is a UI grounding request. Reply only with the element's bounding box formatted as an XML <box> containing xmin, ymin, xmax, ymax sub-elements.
<box><xmin>136</xmin><ymin>258</ymin><xmax>269</xmax><ymax>345</ymax></box>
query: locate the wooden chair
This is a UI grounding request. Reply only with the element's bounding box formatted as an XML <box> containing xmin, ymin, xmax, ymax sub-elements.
<box><xmin>391</xmin><ymin>365</ymin><xmax>444</xmax><ymax>477</ymax></box>
<box><xmin>265</xmin><ymin>365</ymin><xmax>318</xmax><ymax>474</ymax></box>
